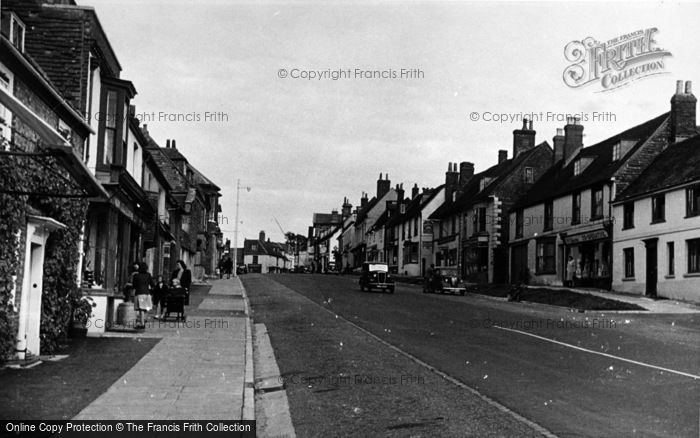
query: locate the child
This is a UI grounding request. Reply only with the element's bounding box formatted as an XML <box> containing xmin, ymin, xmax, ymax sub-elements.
<box><xmin>152</xmin><ymin>275</ymin><xmax>169</xmax><ymax>319</ymax></box>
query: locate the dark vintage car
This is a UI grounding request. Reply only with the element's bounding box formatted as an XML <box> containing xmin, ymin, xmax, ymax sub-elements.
<box><xmin>359</xmin><ymin>262</ymin><xmax>395</xmax><ymax>293</ymax></box>
<box><xmin>423</xmin><ymin>267</ymin><xmax>466</xmax><ymax>295</ymax></box>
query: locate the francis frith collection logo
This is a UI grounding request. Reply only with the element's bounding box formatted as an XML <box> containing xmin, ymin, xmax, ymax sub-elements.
<box><xmin>563</xmin><ymin>28</ymin><xmax>672</xmax><ymax>92</ymax></box>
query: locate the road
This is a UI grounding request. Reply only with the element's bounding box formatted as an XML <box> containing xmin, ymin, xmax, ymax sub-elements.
<box><xmin>243</xmin><ymin>273</ymin><xmax>700</xmax><ymax>437</ymax></box>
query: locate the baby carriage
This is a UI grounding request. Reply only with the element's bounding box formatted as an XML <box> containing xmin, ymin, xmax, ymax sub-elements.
<box><xmin>162</xmin><ymin>286</ymin><xmax>187</xmax><ymax>321</ymax></box>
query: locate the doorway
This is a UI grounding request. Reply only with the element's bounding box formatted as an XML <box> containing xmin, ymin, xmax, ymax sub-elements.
<box><xmin>644</xmin><ymin>239</ymin><xmax>658</xmax><ymax>297</ymax></box>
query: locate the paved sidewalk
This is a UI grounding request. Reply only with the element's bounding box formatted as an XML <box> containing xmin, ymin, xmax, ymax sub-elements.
<box><xmin>74</xmin><ymin>278</ymin><xmax>251</xmax><ymax>420</ymax></box>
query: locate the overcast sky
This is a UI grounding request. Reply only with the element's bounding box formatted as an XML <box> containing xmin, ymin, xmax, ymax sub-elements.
<box><xmin>79</xmin><ymin>0</ymin><xmax>700</xmax><ymax>245</ymax></box>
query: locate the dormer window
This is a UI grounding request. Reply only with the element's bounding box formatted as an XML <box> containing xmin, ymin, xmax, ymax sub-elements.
<box><xmin>574</xmin><ymin>159</ymin><xmax>581</xmax><ymax>176</ymax></box>
<box><xmin>612</xmin><ymin>143</ymin><xmax>621</xmax><ymax>161</ymax></box>
<box><xmin>524</xmin><ymin>167</ymin><xmax>534</xmax><ymax>183</ymax></box>
<box><xmin>2</xmin><ymin>12</ymin><xmax>25</xmax><ymax>52</ymax></box>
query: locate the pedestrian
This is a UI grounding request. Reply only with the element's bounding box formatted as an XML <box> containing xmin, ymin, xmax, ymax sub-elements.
<box><xmin>133</xmin><ymin>262</ymin><xmax>153</xmax><ymax>329</ymax></box>
<box><xmin>224</xmin><ymin>257</ymin><xmax>233</xmax><ymax>279</ymax></box>
<box><xmin>566</xmin><ymin>256</ymin><xmax>577</xmax><ymax>287</ymax></box>
<box><xmin>218</xmin><ymin>258</ymin><xmax>224</xmax><ymax>279</ymax></box>
<box><xmin>508</xmin><ymin>267</ymin><xmax>530</xmax><ymax>302</ymax></box>
<box><xmin>171</xmin><ymin>260</ymin><xmax>192</xmax><ymax>305</ymax></box>
<box><xmin>152</xmin><ymin>275</ymin><xmax>169</xmax><ymax>319</ymax></box>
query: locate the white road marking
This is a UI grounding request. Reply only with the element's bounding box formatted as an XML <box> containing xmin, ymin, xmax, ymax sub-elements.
<box><xmin>493</xmin><ymin>326</ymin><xmax>700</xmax><ymax>380</ymax></box>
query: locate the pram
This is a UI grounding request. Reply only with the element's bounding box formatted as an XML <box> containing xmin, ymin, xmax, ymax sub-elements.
<box><xmin>162</xmin><ymin>286</ymin><xmax>187</xmax><ymax>321</ymax></box>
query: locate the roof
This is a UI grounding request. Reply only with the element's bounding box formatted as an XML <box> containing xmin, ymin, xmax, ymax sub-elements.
<box><xmin>243</xmin><ymin>238</ymin><xmax>289</xmax><ymax>260</ymax></box>
<box><xmin>430</xmin><ymin>145</ymin><xmax>544</xmax><ymax>220</ymax></box>
<box><xmin>313</xmin><ymin>212</ymin><xmax>343</xmax><ymax>226</ymax></box>
<box><xmin>387</xmin><ymin>185</ymin><xmax>445</xmax><ymax>227</ymax></box>
<box><xmin>356</xmin><ymin>196</ymin><xmax>380</xmax><ymax>224</ymax></box>
<box><xmin>616</xmin><ymin>134</ymin><xmax>700</xmax><ymax>202</ymax></box>
<box><xmin>512</xmin><ymin>112</ymin><xmax>670</xmax><ymax>210</ymax></box>
<box><xmin>141</xmin><ymin>128</ymin><xmax>190</xmax><ymax>194</ymax></box>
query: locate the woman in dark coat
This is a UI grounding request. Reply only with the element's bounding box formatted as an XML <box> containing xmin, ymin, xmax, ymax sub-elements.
<box><xmin>133</xmin><ymin>262</ymin><xmax>153</xmax><ymax>329</ymax></box>
<box><xmin>171</xmin><ymin>260</ymin><xmax>192</xmax><ymax>304</ymax></box>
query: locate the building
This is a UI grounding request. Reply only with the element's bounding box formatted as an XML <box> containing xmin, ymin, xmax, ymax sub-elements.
<box><xmin>0</xmin><ymin>3</ymin><xmax>106</xmax><ymax>357</ymax></box>
<box><xmin>351</xmin><ymin>173</ymin><xmax>398</xmax><ymax>265</ymax></box>
<box><xmin>611</xmin><ymin>127</ymin><xmax>699</xmax><ymax>302</ymax></box>
<box><xmin>243</xmin><ymin>231</ymin><xmax>291</xmax><ymax>273</ymax></box>
<box><xmin>338</xmin><ymin>199</ymin><xmax>357</xmax><ymax>270</ymax></box>
<box><xmin>310</xmin><ymin>209</ymin><xmax>344</xmax><ymax>272</ymax></box>
<box><xmin>386</xmin><ymin>183</ymin><xmax>445</xmax><ymax>276</ymax></box>
<box><xmin>509</xmin><ymin>82</ymin><xmax>694</xmax><ymax>289</ymax></box>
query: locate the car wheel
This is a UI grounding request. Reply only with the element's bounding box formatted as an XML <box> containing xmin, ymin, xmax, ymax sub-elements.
<box><xmin>460</xmin><ymin>290</ymin><xmax>466</xmax><ymax>296</ymax></box>
<box><xmin>388</xmin><ymin>287</ymin><xmax>395</xmax><ymax>294</ymax></box>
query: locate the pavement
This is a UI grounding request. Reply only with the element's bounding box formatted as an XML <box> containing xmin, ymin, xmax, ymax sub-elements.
<box><xmin>74</xmin><ymin>278</ymin><xmax>254</xmax><ymax>421</ymax></box>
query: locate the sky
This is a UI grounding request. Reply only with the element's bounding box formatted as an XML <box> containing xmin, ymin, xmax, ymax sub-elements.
<box><xmin>79</xmin><ymin>0</ymin><xmax>700</xmax><ymax>245</ymax></box>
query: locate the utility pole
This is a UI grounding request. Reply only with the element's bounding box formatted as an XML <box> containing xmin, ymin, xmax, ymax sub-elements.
<box><xmin>233</xmin><ymin>179</ymin><xmax>250</xmax><ymax>277</ymax></box>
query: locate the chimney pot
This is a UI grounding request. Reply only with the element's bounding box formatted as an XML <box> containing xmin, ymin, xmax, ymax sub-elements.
<box><xmin>166</xmin><ymin>139</ymin><xmax>171</xmax><ymax>148</ymax></box>
<box><xmin>557</xmin><ymin>128</ymin><xmax>564</xmax><ymax>136</ymax></box>
<box><xmin>528</xmin><ymin>120</ymin><xmax>533</xmax><ymax>130</ymax></box>
<box><xmin>522</xmin><ymin>118</ymin><xmax>528</xmax><ymax>129</ymax></box>
<box><xmin>172</xmin><ymin>139</ymin><xmax>176</xmax><ymax>149</ymax></box>
<box><xmin>676</xmin><ymin>80</ymin><xmax>684</xmax><ymax>94</ymax></box>
<box><xmin>686</xmin><ymin>81</ymin><xmax>693</xmax><ymax>94</ymax></box>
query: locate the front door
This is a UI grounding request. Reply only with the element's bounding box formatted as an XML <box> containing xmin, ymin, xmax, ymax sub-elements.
<box><xmin>644</xmin><ymin>239</ymin><xmax>658</xmax><ymax>297</ymax></box>
<box><xmin>510</xmin><ymin>244</ymin><xmax>527</xmax><ymax>284</ymax></box>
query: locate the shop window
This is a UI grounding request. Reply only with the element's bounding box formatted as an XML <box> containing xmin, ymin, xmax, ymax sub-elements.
<box><xmin>544</xmin><ymin>201</ymin><xmax>553</xmax><ymax>231</ymax></box>
<box><xmin>623</xmin><ymin>202</ymin><xmax>634</xmax><ymax>229</ymax></box>
<box><xmin>651</xmin><ymin>194</ymin><xmax>665</xmax><ymax>223</ymax></box>
<box><xmin>572</xmin><ymin>192</ymin><xmax>581</xmax><ymax>225</ymax></box>
<box><xmin>536</xmin><ymin>238</ymin><xmax>556</xmax><ymax>274</ymax></box>
<box><xmin>687</xmin><ymin>185</ymin><xmax>700</xmax><ymax>217</ymax></box>
<box><xmin>591</xmin><ymin>187</ymin><xmax>604</xmax><ymax>220</ymax></box>
<box><xmin>688</xmin><ymin>239</ymin><xmax>700</xmax><ymax>274</ymax></box>
<box><xmin>624</xmin><ymin>248</ymin><xmax>634</xmax><ymax>278</ymax></box>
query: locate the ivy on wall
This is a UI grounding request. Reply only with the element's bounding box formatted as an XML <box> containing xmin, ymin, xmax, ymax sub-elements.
<box><xmin>0</xmin><ymin>154</ymin><xmax>87</xmax><ymax>361</ymax></box>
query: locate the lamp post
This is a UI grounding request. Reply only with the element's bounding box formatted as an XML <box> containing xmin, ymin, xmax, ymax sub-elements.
<box><xmin>233</xmin><ymin>179</ymin><xmax>251</xmax><ymax>277</ymax></box>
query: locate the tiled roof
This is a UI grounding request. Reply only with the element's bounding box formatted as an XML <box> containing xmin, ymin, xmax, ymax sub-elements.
<box><xmin>430</xmin><ymin>146</ymin><xmax>543</xmax><ymax>220</ymax></box>
<box><xmin>313</xmin><ymin>213</ymin><xmax>343</xmax><ymax>226</ymax></box>
<box><xmin>141</xmin><ymin>128</ymin><xmax>189</xmax><ymax>194</ymax></box>
<box><xmin>512</xmin><ymin>112</ymin><xmax>669</xmax><ymax>210</ymax></box>
<box><xmin>616</xmin><ymin>134</ymin><xmax>700</xmax><ymax>202</ymax></box>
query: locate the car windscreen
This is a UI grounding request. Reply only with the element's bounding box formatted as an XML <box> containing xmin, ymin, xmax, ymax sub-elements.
<box><xmin>367</xmin><ymin>264</ymin><xmax>389</xmax><ymax>272</ymax></box>
<box><xmin>439</xmin><ymin>268</ymin><xmax>458</xmax><ymax>276</ymax></box>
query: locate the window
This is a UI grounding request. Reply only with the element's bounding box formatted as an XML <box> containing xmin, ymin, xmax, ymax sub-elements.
<box><xmin>252</xmin><ymin>255</ymin><xmax>258</xmax><ymax>265</ymax></box>
<box><xmin>612</xmin><ymin>142</ymin><xmax>621</xmax><ymax>161</ymax></box>
<box><xmin>687</xmin><ymin>185</ymin><xmax>700</xmax><ymax>217</ymax></box>
<box><xmin>688</xmin><ymin>239</ymin><xmax>700</xmax><ymax>274</ymax></box>
<box><xmin>414</xmin><ymin>218</ymin><xmax>418</xmax><ymax>236</ymax></box>
<box><xmin>623</xmin><ymin>202</ymin><xmax>634</xmax><ymax>229</ymax></box>
<box><xmin>451</xmin><ymin>216</ymin><xmax>456</xmax><ymax>235</ymax></box>
<box><xmin>536</xmin><ymin>238</ymin><xmax>556</xmax><ymax>274</ymax></box>
<box><xmin>574</xmin><ymin>160</ymin><xmax>581</xmax><ymax>176</ymax></box>
<box><xmin>572</xmin><ymin>192</ymin><xmax>581</xmax><ymax>225</ymax></box>
<box><xmin>515</xmin><ymin>210</ymin><xmax>524</xmax><ymax>238</ymax></box>
<box><xmin>474</xmin><ymin>207</ymin><xmax>487</xmax><ymax>233</ymax></box>
<box><xmin>651</xmin><ymin>194</ymin><xmax>665</xmax><ymax>223</ymax></box>
<box><xmin>402</xmin><ymin>223</ymin><xmax>405</xmax><ymax>240</ymax></box>
<box><xmin>102</xmin><ymin>90</ymin><xmax>118</xmax><ymax>165</ymax></box>
<box><xmin>2</xmin><ymin>12</ymin><xmax>26</xmax><ymax>52</ymax></box>
<box><xmin>0</xmin><ymin>66</ymin><xmax>12</xmax><ymax>149</ymax></box>
<box><xmin>667</xmin><ymin>242</ymin><xmax>675</xmax><ymax>276</ymax></box>
<box><xmin>251</xmin><ymin>244</ymin><xmax>257</xmax><ymax>251</ymax></box>
<box><xmin>624</xmin><ymin>248</ymin><xmax>635</xmax><ymax>278</ymax></box>
<box><xmin>544</xmin><ymin>201</ymin><xmax>553</xmax><ymax>231</ymax></box>
<box><xmin>591</xmin><ymin>187</ymin><xmax>604</xmax><ymax>219</ymax></box>
<box><xmin>524</xmin><ymin>167</ymin><xmax>534</xmax><ymax>183</ymax></box>
<box><xmin>407</xmin><ymin>221</ymin><xmax>411</xmax><ymax>239</ymax></box>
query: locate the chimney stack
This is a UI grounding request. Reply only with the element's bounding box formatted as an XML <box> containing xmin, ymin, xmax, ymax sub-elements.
<box><xmin>459</xmin><ymin>162</ymin><xmax>475</xmax><ymax>186</ymax></box>
<box><xmin>259</xmin><ymin>230</ymin><xmax>266</xmax><ymax>242</ymax></box>
<box><xmin>445</xmin><ymin>162</ymin><xmax>459</xmax><ymax>204</ymax></box>
<box><xmin>563</xmin><ymin>116</ymin><xmax>584</xmax><ymax>165</ymax></box>
<box><xmin>670</xmin><ymin>80</ymin><xmax>697</xmax><ymax>143</ymax></box>
<box><xmin>396</xmin><ymin>183</ymin><xmax>405</xmax><ymax>204</ymax></box>
<box><xmin>412</xmin><ymin>183</ymin><xmax>419</xmax><ymax>199</ymax></box>
<box><xmin>553</xmin><ymin>128</ymin><xmax>565</xmax><ymax>164</ymax></box>
<box><xmin>513</xmin><ymin>118</ymin><xmax>536</xmax><ymax>158</ymax></box>
<box><xmin>498</xmin><ymin>150</ymin><xmax>508</xmax><ymax>164</ymax></box>
<box><xmin>377</xmin><ymin>172</ymin><xmax>391</xmax><ymax>199</ymax></box>
<box><xmin>341</xmin><ymin>197</ymin><xmax>352</xmax><ymax>219</ymax></box>
<box><xmin>360</xmin><ymin>192</ymin><xmax>368</xmax><ymax>209</ymax></box>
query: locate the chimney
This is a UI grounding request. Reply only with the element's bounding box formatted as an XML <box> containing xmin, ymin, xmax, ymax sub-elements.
<box><xmin>377</xmin><ymin>172</ymin><xmax>391</xmax><ymax>199</ymax></box>
<box><xmin>166</xmin><ymin>139</ymin><xmax>171</xmax><ymax>148</ymax></box>
<box><xmin>331</xmin><ymin>209</ymin><xmax>340</xmax><ymax>223</ymax></box>
<box><xmin>670</xmin><ymin>80</ymin><xmax>697</xmax><ymax>143</ymax></box>
<box><xmin>445</xmin><ymin>162</ymin><xmax>459</xmax><ymax>204</ymax></box>
<box><xmin>398</xmin><ymin>183</ymin><xmax>405</xmax><ymax>204</ymax></box>
<box><xmin>360</xmin><ymin>192</ymin><xmax>368</xmax><ymax>209</ymax></box>
<box><xmin>498</xmin><ymin>150</ymin><xmax>508</xmax><ymax>164</ymax></box>
<box><xmin>459</xmin><ymin>162</ymin><xmax>474</xmax><ymax>186</ymax></box>
<box><xmin>341</xmin><ymin>197</ymin><xmax>352</xmax><ymax>218</ymax></box>
<box><xmin>308</xmin><ymin>226</ymin><xmax>314</xmax><ymax>241</ymax></box>
<box><xmin>552</xmin><ymin>128</ymin><xmax>565</xmax><ymax>164</ymax></box>
<box><xmin>563</xmin><ymin>116</ymin><xmax>584</xmax><ymax>165</ymax></box>
<box><xmin>412</xmin><ymin>183</ymin><xmax>419</xmax><ymax>199</ymax></box>
<box><xmin>259</xmin><ymin>230</ymin><xmax>266</xmax><ymax>242</ymax></box>
<box><xmin>172</xmin><ymin>139</ymin><xmax>177</xmax><ymax>149</ymax></box>
<box><xmin>513</xmin><ymin>118</ymin><xmax>536</xmax><ymax>158</ymax></box>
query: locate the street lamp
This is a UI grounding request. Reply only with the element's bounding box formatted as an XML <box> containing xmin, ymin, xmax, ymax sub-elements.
<box><xmin>233</xmin><ymin>179</ymin><xmax>251</xmax><ymax>277</ymax></box>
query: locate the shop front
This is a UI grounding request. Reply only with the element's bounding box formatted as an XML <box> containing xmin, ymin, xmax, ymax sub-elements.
<box><xmin>562</xmin><ymin>228</ymin><xmax>612</xmax><ymax>290</ymax></box>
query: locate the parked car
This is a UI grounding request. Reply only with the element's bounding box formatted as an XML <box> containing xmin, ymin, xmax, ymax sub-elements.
<box><xmin>423</xmin><ymin>267</ymin><xmax>466</xmax><ymax>295</ymax></box>
<box><xmin>236</xmin><ymin>265</ymin><xmax>248</xmax><ymax>275</ymax></box>
<box><xmin>359</xmin><ymin>262</ymin><xmax>395</xmax><ymax>293</ymax></box>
